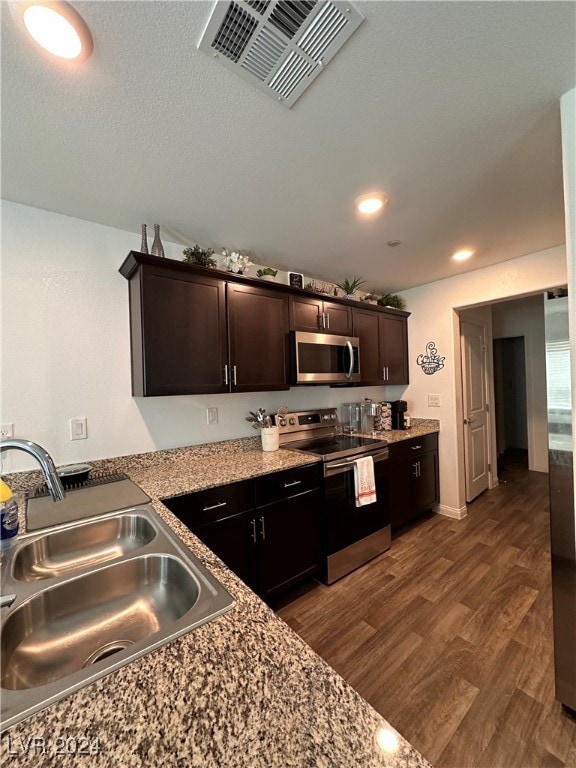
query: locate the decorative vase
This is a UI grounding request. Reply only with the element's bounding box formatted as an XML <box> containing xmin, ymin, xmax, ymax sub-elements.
<box><xmin>140</xmin><ymin>224</ymin><xmax>149</xmax><ymax>254</ymax></box>
<box><xmin>151</xmin><ymin>224</ymin><xmax>165</xmax><ymax>258</ymax></box>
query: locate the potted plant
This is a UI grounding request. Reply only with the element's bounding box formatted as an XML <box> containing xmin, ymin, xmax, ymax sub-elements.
<box><xmin>335</xmin><ymin>277</ymin><xmax>366</xmax><ymax>298</ymax></box>
<box><xmin>256</xmin><ymin>267</ymin><xmax>278</xmax><ymax>281</ymax></box>
<box><xmin>377</xmin><ymin>292</ymin><xmax>405</xmax><ymax>310</ymax></box>
<box><xmin>182</xmin><ymin>245</ymin><xmax>217</xmax><ymax>268</ymax></box>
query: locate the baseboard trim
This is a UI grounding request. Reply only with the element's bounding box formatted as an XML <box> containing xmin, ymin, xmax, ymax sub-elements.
<box><xmin>436</xmin><ymin>504</ymin><xmax>467</xmax><ymax>520</ymax></box>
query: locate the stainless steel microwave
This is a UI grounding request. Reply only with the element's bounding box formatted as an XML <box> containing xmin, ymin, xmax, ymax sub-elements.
<box><xmin>292</xmin><ymin>331</ymin><xmax>361</xmax><ymax>384</ymax></box>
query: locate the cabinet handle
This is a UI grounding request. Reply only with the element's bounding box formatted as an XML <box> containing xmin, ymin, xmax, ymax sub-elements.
<box><xmin>411</xmin><ymin>445</ymin><xmax>422</xmax><ymax>450</ymax></box>
<box><xmin>386</xmin><ymin>366</ymin><xmax>389</xmax><ymax>380</ymax></box>
<box><xmin>284</xmin><ymin>480</ymin><xmax>302</xmax><ymax>488</ymax></box>
<box><xmin>202</xmin><ymin>501</ymin><xmax>227</xmax><ymax>512</ymax></box>
<box><xmin>412</xmin><ymin>463</ymin><xmax>419</xmax><ymax>477</ymax></box>
<box><xmin>224</xmin><ymin>364</ymin><xmax>229</xmax><ymax>385</ymax></box>
<box><xmin>251</xmin><ymin>518</ymin><xmax>257</xmax><ymax>542</ymax></box>
<box><xmin>326</xmin><ymin>313</ymin><xmax>330</xmax><ymax>329</ymax></box>
<box><xmin>233</xmin><ymin>365</ymin><xmax>237</xmax><ymax>385</ymax></box>
<box><xmin>259</xmin><ymin>516</ymin><xmax>266</xmax><ymax>540</ymax></box>
<box><xmin>382</xmin><ymin>367</ymin><xmax>386</xmax><ymax>381</ymax></box>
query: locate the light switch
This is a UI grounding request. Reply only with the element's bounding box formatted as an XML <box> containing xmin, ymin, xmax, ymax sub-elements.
<box><xmin>206</xmin><ymin>407</ymin><xmax>218</xmax><ymax>425</ymax></box>
<box><xmin>428</xmin><ymin>394</ymin><xmax>441</xmax><ymax>407</ymax></box>
<box><xmin>69</xmin><ymin>417</ymin><xmax>88</xmax><ymax>440</ymax></box>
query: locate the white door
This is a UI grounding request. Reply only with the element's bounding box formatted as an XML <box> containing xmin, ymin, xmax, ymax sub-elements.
<box><xmin>461</xmin><ymin>321</ymin><xmax>490</xmax><ymax>501</ymax></box>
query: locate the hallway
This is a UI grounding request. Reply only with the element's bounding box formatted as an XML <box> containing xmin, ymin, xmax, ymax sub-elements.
<box><xmin>276</xmin><ymin>464</ymin><xmax>576</xmax><ymax>767</ymax></box>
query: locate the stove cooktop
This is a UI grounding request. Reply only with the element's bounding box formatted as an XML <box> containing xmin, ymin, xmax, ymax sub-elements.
<box><xmin>283</xmin><ymin>434</ymin><xmax>388</xmax><ymax>462</ymax></box>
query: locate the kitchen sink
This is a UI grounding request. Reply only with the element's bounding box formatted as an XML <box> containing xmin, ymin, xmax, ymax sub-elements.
<box><xmin>0</xmin><ymin>505</ymin><xmax>235</xmax><ymax>731</ymax></box>
<box><xmin>12</xmin><ymin>513</ymin><xmax>156</xmax><ymax>581</ymax></box>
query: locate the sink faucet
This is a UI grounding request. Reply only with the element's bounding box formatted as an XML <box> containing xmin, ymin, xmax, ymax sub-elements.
<box><xmin>0</xmin><ymin>439</ymin><xmax>65</xmax><ymax>501</ymax></box>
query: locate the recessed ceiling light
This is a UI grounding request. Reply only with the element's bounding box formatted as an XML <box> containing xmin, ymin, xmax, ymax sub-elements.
<box><xmin>21</xmin><ymin>2</ymin><xmax>93</xmax><ymax>60</ymax></box>
<box><xmin>452</xmin><ymin>249</ymin><xmax>475</xmax><ymax>261</ymax></box>
<box><xmin>356</xmin><ymin>194</ymin><xmax>387</xmax><ymax>215</ymax></box>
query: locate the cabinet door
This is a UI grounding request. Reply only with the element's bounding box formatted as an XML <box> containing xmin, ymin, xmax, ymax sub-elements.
<box><xmin>193</xmin><ymin>512</ymin><xmax>255</xmax><ymax>588</ymax></box>
<box><xmin>322</xmin><ymin>301</ymin><xmax>353</xmax><ymax>335</ymax></box>
<box><xmin>228</xmin><ymin>284</ymin><xmax>290</xmax><ymax>392</ymax></box>
<box><xmin>381</xmin><ymin>313</ymin><xmax>409</xmax><ymax>385</ymax></box>
<box><xmin>387</xmin><ymin>460</ymin><xmax>412</xmax><ymax>532</ymax></box>
<box><xmin>134</xmin><ymin>265</ymin><xmax>228</xmax><ymax>396</ymax></box>
<box><xmin>289</xmin><ymin>296</ymin><xmax>323</xmax><ymax>331</ymax></box>
<box><xmin>353</xmin><ymin>308</ymin><xmax>384</xmax><ymax>385</ymax></box>
<box><xmin>411</xmin><ymin>451</ymin><xmax>439</xmax><ymax>513</ymax></box>
<box><xmin>256</xmin><ymin>489</ymin><xmax>322</xmax><ymax>599</ymax></box>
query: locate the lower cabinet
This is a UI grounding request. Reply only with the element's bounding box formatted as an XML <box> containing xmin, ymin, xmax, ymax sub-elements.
<box><xmin>387</xmin><ymin>433</ymin><xmax>439</xmax><ymax>531</ymax></box>
<box><xmin>162</xmin><ymin>464</ymin><xmax>322</xmax><ymax>600</ymax></box>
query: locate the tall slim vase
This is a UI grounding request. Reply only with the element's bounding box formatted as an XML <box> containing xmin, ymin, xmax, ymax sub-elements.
<box><xmin>140</xmin><ymin>224</ymin><xmax>149</xmax><ymax>254</ymax></box>
<box><xmin>151</xmin><ymin>224</ymin><xmax>165</xmax><ymax>258</ymax></box>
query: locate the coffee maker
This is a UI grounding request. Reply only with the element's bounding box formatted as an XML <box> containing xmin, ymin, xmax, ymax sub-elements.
<box><xmin>391</xmin><ymin>400</ymin><xmax>408</xmax><ymax>430</ymax></box>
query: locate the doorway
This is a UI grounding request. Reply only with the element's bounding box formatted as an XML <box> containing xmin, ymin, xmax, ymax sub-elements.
<box><xmin>493</xmin><ymin>336</ymin><xmax>529</xmax><ymax>471</ymax></box>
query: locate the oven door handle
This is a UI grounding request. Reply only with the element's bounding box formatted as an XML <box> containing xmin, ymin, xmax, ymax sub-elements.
<box><xmin>345</xmin><ymin>340</ymin><xmax>354</xmax><ymax>379</ymax></box>
<box><xmin>324</xmin><ymin>449</ymin><xmax>389</xmax><ymax>476</ymax></box>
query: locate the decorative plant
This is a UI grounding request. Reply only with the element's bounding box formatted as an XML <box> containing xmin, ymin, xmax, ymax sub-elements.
<box><xmin>377</xmin><ymin>292</ymin><xmax>405</xmax><ymax>310</ymax></box>
<box><xmin>222</xmin><ymin>248</ymin><xmax>253</xmax><ymax>274</ymax></box>
<box><xmin>256</xmin><ymin>267</ymin><xmax>278</xmax><ymax>278</ymax></box>
<box><xmin>336</xmin><ymin>277</ymin><xmax>366</xmax><ymax>296</ymax></box>
<box><xmin>182</xmin><ymin>244</ymin><xmax>217</xmax><ymax>268</ymax></box>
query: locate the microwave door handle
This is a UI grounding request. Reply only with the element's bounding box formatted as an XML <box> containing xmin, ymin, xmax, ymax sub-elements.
<box><xmin>345</xmin><ymin>340</ymin><xmax>354</xmax><ymax>379</ymax></box>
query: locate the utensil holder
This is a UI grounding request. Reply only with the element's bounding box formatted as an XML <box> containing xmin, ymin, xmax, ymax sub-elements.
<box><xmin>261</xmin><ymin>427</ymin><xmax>279</xmax><ymax>452</ymax></box>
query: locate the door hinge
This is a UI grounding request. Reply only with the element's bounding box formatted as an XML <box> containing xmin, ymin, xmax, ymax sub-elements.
<box><xmin>482</xmin><ymin>343</ymin><xmax>488</xmax><ymax>353</ymax></box>
<box><xmin>485</xmin><ymin>403</ymin><xmax>489</xmax><ymax>412</ymax></box>
<box><xmin>488</xmin><ymin>463</ymin><xmax>491</xmax><ymax>472</ymax></box>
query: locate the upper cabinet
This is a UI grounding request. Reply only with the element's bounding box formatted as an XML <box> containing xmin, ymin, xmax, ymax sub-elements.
<box><xmin>289</xmin><ymin>296</ymin><xmax>352</xmax><ymax>335</ymax></box>
<box><xmin>120</xmin><ymin>253</ymin><xmax>409</xmax><ymax>396</ymax></box>
<box><xmin>227</xmin><ymin>283</ymin><xmax>290</xmax><ymax>392</ymax></box>
<box><xmin>353</xmin><ymin>307</ymin><xmax>409</xmax><ymax>386</ymax></box>
<box><xmin>121</xmin><ymin>253</ymin><xmax>289</xmax><ymax>396</ymax></box>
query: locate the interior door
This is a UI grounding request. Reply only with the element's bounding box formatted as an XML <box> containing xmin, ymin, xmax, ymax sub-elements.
<box><xmin>461</xmin><ymin>320</ymin><xmax>490</xmax><ymax>501</ymax></box>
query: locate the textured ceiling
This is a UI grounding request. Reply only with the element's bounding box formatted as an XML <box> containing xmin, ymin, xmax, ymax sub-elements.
<box><xmin>1</xmin><ymin>1</ymin><xmax>575</xmax><ymax>291</ymax></box>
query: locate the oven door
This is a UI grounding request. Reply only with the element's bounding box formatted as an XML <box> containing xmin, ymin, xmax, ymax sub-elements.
<box><xmin>323</xmin><ymin>449</ymin><xmax>390</xmax><ymax>584</ymax></box>
<box><xmin>293</xmin><ymin>331</ymin><xmax>360</xmax><ymax>384</ymax></box>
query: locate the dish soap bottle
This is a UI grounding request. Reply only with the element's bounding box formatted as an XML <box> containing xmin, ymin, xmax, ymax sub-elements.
<box><xmin>0</xmin><ymin>479</ymin><xmax>19</xmax><ymax>549</ymax></box>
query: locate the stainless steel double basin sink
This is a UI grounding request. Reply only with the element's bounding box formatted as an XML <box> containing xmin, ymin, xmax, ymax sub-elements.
<box><xmin>0</xmin><ymin>505</ymin><xmax>235</xmax><ymax>731</ymax></box>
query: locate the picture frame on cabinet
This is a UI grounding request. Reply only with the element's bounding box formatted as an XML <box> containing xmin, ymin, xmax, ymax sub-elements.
<box><xmin>288</xmin><ymin>272</ymin><xmax>304</xmax><ymax>289</ymax></box>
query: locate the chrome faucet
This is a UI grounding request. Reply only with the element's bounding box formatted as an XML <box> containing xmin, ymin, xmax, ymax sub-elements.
<box><xmin>0</xmin><ymin>439</ymin><xmax>65</xmax><ymax>501</ymax></box>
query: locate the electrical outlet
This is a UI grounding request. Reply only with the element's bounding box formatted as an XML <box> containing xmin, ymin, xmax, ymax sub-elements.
<box><xmin>428</xmin><ymin>394</ymin><xmax>441</xmax><ymax>407</ymax></box>
<box><xmin>0</xmin><ymin>424</ymin><xmax>14</xmax><ymax>438</ymax></box>
<box><xmin>69</xmin><ymin>417</ymin><xmax>88</xmax><ymax>440</ymax></box>
<box><xmin>206</xmin><ymin>407</ymin><xmax>218</xmax><ymax>425</ymax></box>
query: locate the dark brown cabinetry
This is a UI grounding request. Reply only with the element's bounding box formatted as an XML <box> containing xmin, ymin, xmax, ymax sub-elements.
<box><xmin>227</xmin><ymin>283</ymin><xmax>290</xmax><ymax>392</ymax></box>
<box><xmin>120</xmin><ymin>252</ymin><xmax>410</xmax><ymax>395</ymax></box>
<box><xmin>120</xmin><ymin>253</ymin><xmax>289</xmax><ymax>396</ymax></box>
<box><xmin>353</xmin><ymin>307</ymin><xmax>409</xmax><ymax>386</ymax></box>
<box><xmin>387</xmin><ymin>433</ymin><xmax>439</xmax><ymax>531</ymax></box>
<box><xmin>289</xmin><ymin>296</ymin><xmax>352</xmax><ymax>335</ymax></box>
<box><xmin>162</xmin><ymin>464</ymin><xmax>322</xmax><ymax>600</ymax></box>
<box><xmin>127</xmin><ymin>262</ymin><xmax>228</xmax><ymax>396</ymax></box>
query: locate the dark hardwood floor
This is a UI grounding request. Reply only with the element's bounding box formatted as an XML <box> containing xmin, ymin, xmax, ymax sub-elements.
<box><xmin>275</xmin><ymin>463</ymin><xmax>576</xmax><ymax>768</ymax></box>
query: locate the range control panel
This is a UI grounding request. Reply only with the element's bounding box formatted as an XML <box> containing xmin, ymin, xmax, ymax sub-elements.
<box><xmin>274</xmin><ymin>408</ymin><xmax>339</xmax><ymax>440</ymax></box>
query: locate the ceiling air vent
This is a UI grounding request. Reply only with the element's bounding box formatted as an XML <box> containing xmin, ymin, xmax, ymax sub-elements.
<box><xmin>198</xmin><ymin>1</ymin><xmax>364</xmax><ymax>108</ymax></box>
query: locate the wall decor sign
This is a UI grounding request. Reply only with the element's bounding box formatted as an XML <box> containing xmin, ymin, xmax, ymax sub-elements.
<box><xmin>288</xmin><ymin>272</ymin><xmax>304</xmax><ymax>289</ymax></box>
<box><xmin>417</xmin><ymin>341</ymin><xmax>445</xmax><ymax>375</ymax></box>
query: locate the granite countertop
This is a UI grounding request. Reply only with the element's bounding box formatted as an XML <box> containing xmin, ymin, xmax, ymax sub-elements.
<box><xmin>1</xmin><ymin>426</ymin><xmax>437</xmax><ymax>768</ymax></box>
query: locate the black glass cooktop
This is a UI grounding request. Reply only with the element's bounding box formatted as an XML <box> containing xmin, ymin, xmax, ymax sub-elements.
<box><xmin>285</xmin><ymin>434</ymin><xmax>388</xmax><ymax>461</ymax></box>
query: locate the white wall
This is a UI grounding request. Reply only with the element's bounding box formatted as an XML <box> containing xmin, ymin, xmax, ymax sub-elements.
<box><xmin>492</xmin><ymin>295</ymin><xmax>548</xmax><ymax>472</ymax></box>
<box><xmin>0</xmin><ymin>200</ymin><xmax>388</xmax><ymax>472</ymax></box>
<box><xmin>388</xmin><ymin>245</ymin><xmax>567</xmax><ymax>517</ymax></box>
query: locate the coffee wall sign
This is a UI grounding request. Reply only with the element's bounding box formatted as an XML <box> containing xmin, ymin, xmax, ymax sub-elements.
<box><xmin>417</xmin><ymin>341</ymin><xmax>445</xmax><ymax>375</ymax></box>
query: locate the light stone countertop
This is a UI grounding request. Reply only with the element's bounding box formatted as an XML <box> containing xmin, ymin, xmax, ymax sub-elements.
<box><xmin>1</xmin><ymin>425</ymin><xmax>437</xmax><ymax>768</ymax></box>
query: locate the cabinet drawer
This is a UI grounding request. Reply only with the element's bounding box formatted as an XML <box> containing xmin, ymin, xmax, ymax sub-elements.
<box><xmin>255</xmin><ymin>464</ymin><xmax>321</xmax><ymax>507</ymax></box>
<box><xmin>387</xmin><ymin>432</ymin><xmax>438</xmax><ymax>463</ymax></box>
<box><xmin>162</xmin><ymin>479</ymin><xmax>254</xmax><ymax>528</ymax></box>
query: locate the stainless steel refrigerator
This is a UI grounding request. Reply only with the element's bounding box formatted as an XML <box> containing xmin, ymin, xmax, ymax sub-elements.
<box><xmin>544</xmin><ymin>288</ymin><xmax>576</xmax><ymax>715</ymax></box>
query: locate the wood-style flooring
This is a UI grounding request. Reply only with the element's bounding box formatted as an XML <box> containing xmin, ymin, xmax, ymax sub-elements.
<box><xmin>275</xmin><ymin>458</ymin><xmax>576</xmax><ymax>768</ymax></box>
